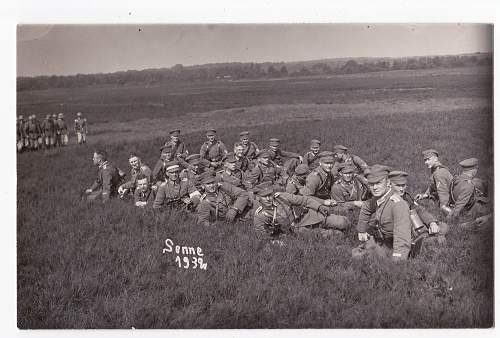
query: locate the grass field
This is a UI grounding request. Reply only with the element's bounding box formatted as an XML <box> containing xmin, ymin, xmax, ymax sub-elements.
<box><xmin>17</xmin><ymin>66</ymin><xmax>493</xmax><ymax>328</ymax></box>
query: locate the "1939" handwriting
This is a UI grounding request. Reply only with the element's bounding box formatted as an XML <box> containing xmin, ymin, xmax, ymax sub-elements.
<box><xmin>163</xmin><ymin>238</ymin><xmax>208</xmax><ymax>270</ymax></box>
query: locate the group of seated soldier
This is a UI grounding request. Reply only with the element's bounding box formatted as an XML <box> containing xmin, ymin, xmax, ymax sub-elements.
<box><xmin>84</xmin><ymin>128</ymin><xmax>491</xmax><ymax>262</ymax></box>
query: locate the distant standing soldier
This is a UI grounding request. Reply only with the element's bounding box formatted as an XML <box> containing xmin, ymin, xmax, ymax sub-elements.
<box><xmin>74</xmin><ymin>112</ymin><xmax>88</xmax><ymax>145</ymax></box>
<box><xmin>40</xmin><ymin>114</ymin><xmax>55</xmax><ymax>149</ymax></box>
<box><xmin>16</xmin><ymin>115</ymin><xmax>26</xmax><ymax>152</ymax></box>
<box><xmin>26</xmin><ymin>115</ymin><xmax>40</xmax><ymax>151</ymax></box>
<box><xmin>56</xmin><ymin>113</ymin><xmax>69</xmax><ymax>146</ymax></box>
<box><xmin>200</xmin><ymin>129</ymin><xmax>228</xmax><ymax>170</ymax></box>
<box><xmin>253</xmin><ymin>182</ymin><xmax>346</xmax><ymax>241</ymax></box>
<box><xmin>333</xmin><ymin>145</ymin><xmax>369</xmax><ymax>176</ymax></box>
<box><xmin>84</xmin><ymin>150</ymin><xmax>123</xmax><ymax>203</ymax></box>
<box><xmin>267</xmin><ymin>138</ymin><xmax>302</xmax><ymax>176</ymax></box>
<box><xmin>414</xmin><ymin>149</ymin><xmax>453</xmax><ymax>213</ymax></box>
<box><xmin>353</xmin><ymin>164</ymin><xmax>412</xmax><ymax>261</ymax></box>
<box><xmin>285</xmin><ymin>164</ymin><xmax>310</xmax><ymax>195</ymax></box>
<box><xmin>216</xmin><ymin>154</ymin><xmax>245</xmax><ymax>188</ymax></box>
<box><xmin>196</xmin><ymin>174</ymin><xmax>250</xmax><ymax>226</ymax></box>
<box><xmin>134</xmin><ymin>174</ymin><xmax>155</xmax><ymax>207</ymax></box>
<box><xmin>303</xmin><ymin>139</ymin><xmax>322</xmax><ymax>170</ymax></box>
<box><xmin>300</xmin><ymin>155</ymin><xmax>337</xmax><ymax>201</ymax></box>
<box><xmin>447</xmin><ymin>158</ymin><xmax>490</xmax><ymax>220</ymax></box>
<box><xmin>330</xmin><ymin>163</ymin><xmax>366</xmax><ymax>210</ymax></box>
<box><xmin>239</xmin><ymin>131</ymin><xmax>260</xmax><ymax>160</ymax></box>
<box><xmin>153</xmin><ymin>162</ymin><xmax>201</xmax><ymax>210</ymax></box>
<box><xmin>118</xmin><ymin>154</ymin><xmax>152</xmax><ymax>198</ymax></box>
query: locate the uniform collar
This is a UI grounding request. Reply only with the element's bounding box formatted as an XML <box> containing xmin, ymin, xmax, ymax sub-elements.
<box><xmin>99</xmin><ymin>161</ymin><xmax>109</xmax><ymax>169</ymax></box>
<box><xmin>376</xmin><ymin>188</ymin><xmax>393</xmax><ymax>206</ymax></box>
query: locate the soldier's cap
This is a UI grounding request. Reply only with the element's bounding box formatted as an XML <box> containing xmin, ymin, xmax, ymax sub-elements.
<box><xmin>206</xmin><ymin>129</ymin><xmax>217</xmax><ymax>136</ymax></box>
<box><xmin>310</xmin><ymin>139</ymin><xmax>321</xmax><ymax>147</ymax></box>
<box><xmin>422</xmin><ymin>149</ymin><xmax>439</xmax><ymax>159</ymax></box>
<box><xmin>94</xmin><ymin>149</ymin><xmax>108</xmax><ymax>159</ymax></box>
<box><xmin>333</xmin><ymin>145</ymin><xmax>348</xmax><ymax>152</ymax></box>
<box><xmin>388</xmin><ymin>170</ymin><xmax>408</xmax><ymax>185</ymax></box>
<box><xmin>366</xmin><ymin>164</ymin><xmax>392</xmax><ymax>184</ymax></box>
<box><xmin>258</xmin><ymin>151</ymin><xmax>270</xmax><ymax>158</ymax></box>
<box><xmin>165</xmin><ymin>161</ymin><xmax>181</xmax><ymax>173</ymax></box>
<box><xmin>224</xmin><ymin>153</ymin><xmax>237</xmax><ymax>163</ymax></box>
<box><xmin>339</xmin><ymin>163</ymin><xmax>356</xmax><ymax>174</ymax></box>
<box><xmin>18</xmin><ymin>115</ymin><xmax>24</xmax><ymax>120</ymax></box>
<box><xmin>239</xmin><ymin>131</ymin><xmax>250</xmax><ymax>137</ymax></box>
<box><xmin>459</xmin><ymin>158</ymin><xmax>479</xmax><ymax>170</ymax></box>
<box><xmin>170</xmin><ymin>129</ymin><xmax>180</xmax><ymax>136</ymax></box>
<box><xmin>202</xmin><ymin>173</ymin><xmax>216</xmax><ymax>185</ymax></box>
<box><xmin>320</xmin><ymin>155</ymin><xmax>336</xmax><ymax>164</ymax></box>
<box><xmin>295</xmin><ymin>164</ymin><xmax>309</xmax><ymax>176</ymax></box>
<box><xmin>269</xmin><ymin>138</ymin><xmax>280</xmax><ymax>145</ymax></box>
<box><xmin>255</xmin><ymin>181</ymin><xmax>275</xmax><ymax>197</ymax></box>
<box><xmin>77</xmin><ymin>112</ymin><xmax>82</xmax><ymax>117</ymax></box>
<box><xmin>318</xmin><ymin>150</ymin><xmax>335</xmax><ymax>158</ymax></box>
<box><xmin>186</xmin><ymin>154</ymin><xmax>201</xmax><ymax>164</ymax></box>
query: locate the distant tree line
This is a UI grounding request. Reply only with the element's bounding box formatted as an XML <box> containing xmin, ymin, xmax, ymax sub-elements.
<box><xmin>17</xmin><ymin>53</ymin><xmax>492</xmax><ymax>91</ymax></box>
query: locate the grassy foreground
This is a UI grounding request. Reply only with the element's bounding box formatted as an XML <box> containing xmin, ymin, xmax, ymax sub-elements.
<box><xmin>17</xmin><ymin>106</ymin><xmax>493</xmax><ymax>328</ymax></box>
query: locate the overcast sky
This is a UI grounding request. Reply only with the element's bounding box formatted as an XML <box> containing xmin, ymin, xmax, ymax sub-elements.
<box><xmin>17</xmin><ymin>24</ymin><xmax>492</xmax><ymax>77</ymax></box>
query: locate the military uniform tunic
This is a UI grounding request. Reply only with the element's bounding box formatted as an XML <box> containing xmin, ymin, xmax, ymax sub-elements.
<box><xmin>89</xmin><ymin>161</ymin><xmax>122</xmax><ymax>202</ymax></box>
<box><xmin>121</xmin><ymin>164</ymin><xmax>153</xmax><ymax>190</ymax></box>
<box><xmin>301</xmin><ymin>167</ymin><xmax>334</xmax><ymax>201</ymax></box>
<box><xmin>241</xmin><ymin>142</ymin><xmax>260</xmax><ymax>160</ymax></box>
<box><xmin>285</xmin><ymin>175</ymin><xmax>306</xmax><ymax>195</ymax></box>
<box><xmin>247</xmin><ymin>163</ymin><xmax>282</xmax><ymax>190</ymax></box>
<box><xmin>357</xmin><ymin>189</ymin><xmax>412</xmax><ymax>259</ymax></box>
<box><xmin>303</xmin><ymin>151</ymin><xmax>321</xmax><ymax>170</ymax></box>
<box><xmin>197</xmin><ymin>182</ymin><xmax>250</xmax><ymax>224</ymax></box>
<box><xmin>200</xmin><ymin>140</ymin><xmax>228</xmax><ymax>162</ymax></box>
<box><xmin>217</xmin><ymin>170</ymin><xmax>244</xmax><ymax>188</ymax></box>
<box><xmin>425</xmin><ymin>164</ymin><xmax>453</xmax><ymax>207</ymax></box>
<box><xmin>253</xmin><ymin>192</ymin><xmax>325</xmax><ymax>238</ymax></box>
<box><xmin>153</xmin><ymin>179</ymin><xmax>198</xmax><ymax>209</ymax></box>
<box><xmin>449</xmin><ymin>173</ymin><xmax>480</xmax><ymax>216</ymax></box>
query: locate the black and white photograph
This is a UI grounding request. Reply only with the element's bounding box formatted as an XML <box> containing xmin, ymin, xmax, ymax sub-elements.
<box><xmin>14</xmin><ymin>18</ymin><xmax>495</xmax><ymax>332</ymax></box>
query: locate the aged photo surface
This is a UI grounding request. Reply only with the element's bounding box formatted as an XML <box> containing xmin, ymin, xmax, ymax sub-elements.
<box><xmin>16</xmin><ymin>24</ymin><xmax>493</xmax><ymax>329</ymax></box>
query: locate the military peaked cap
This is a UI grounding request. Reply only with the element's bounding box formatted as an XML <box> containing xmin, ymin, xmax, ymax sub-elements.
<box><xmin>339</xmin><ymin>163</ymin><xmax>356</xmax><ymax>174</ymax></box>
<box><xmin>186</xmin><ymin>154</ymin><xmax>201</xmax><ymax>164</ymax></box>
<box><xmin>224</xmin><ymin>153</ymin><xmax>237</xmax><ymax>163</ymax></box>
<box><xmin>255</xmin><ymin>181</ymin><xmax>275</xmax><ymax>197</ymax></box>
<box><xmin>239</xmin><ymin>131</ymin><xmax>250</xmax><ymax>137</ymax></box>
<box><xmin>310</xmin><ymin>139</ymin><xmax>321</xmax><ymax>147</ymax></box>
<box><xmin>321</xmin><ymin>155</ymin><xmax>335</xmax><ymax>163</ymax></box>
<box><xmin>170</xmin><ymin>129</ymin><xmax>180</xmax><ymax>136</ymax></box>
<box><xmin>202</xmin><ymin>173</ymin><xmax>216</xmax><ymax>184</ymax></box>
<box><xmin>459</xmin><ymin>158</ymin><xmax>479</xmax><ymax>169</ymax></box>
<box><xmin>206</xmin><ymin>129</ymin><xmax>216</xmax><ymax>136</ymax></box>
<box><xmin>165</xmin><ymin>161</ymin><xmax>181</xmax><ymax>172</ymax></box>
<box><xmin>422</xmin><ymin>149</ymin><xmax>439</xmax><ymax>159</ymax></box>
<box><xmin>333</xmin><ymin>145</ymin><xmax>348</xmax><ymax>152</ymax></box>
<box><xmin>269</xmin><ymin>138</ymin><xmax>280</xmax><ymax>145</ymax></box>
<box><xmin>366</xmin><ymin>164</ymin><xmax>392</xmax><ymax>184</ymax></box>
<box><xmin>388</xmin><ymin>170</ymin><xmax>408</xmax><ymax>185</ymax></box>
<box><xmin>258</xmin><ymin>151</ymin><xmax>270</xmax><ymax>158</ymax></box>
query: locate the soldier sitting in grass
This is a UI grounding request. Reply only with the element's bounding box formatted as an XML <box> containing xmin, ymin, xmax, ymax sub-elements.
<box><xmin>303</xmin><ymin>139</ymin><xmax>322</xmax><ymax>170</ymax></box>
<box><xmin>447</xmin><ymin>158</ymin><xmax>491</xmax><ymax>222</ymax></box>
<box><xmin>196</xmin><ymin>174</ymin><xmax>250</xmax><ymax>227</ymax></box>
<box><xmin>179</xmin><ymin>154</ymin><xmax>205</xmax><ymax>190</ymax></box>
<box><xmin>285</xmin><ymin>164</ymin><xmax>310</xmax><ymax>195</ymax></box>
<box><xmin>233</xmin><ymin>142</ymin><xmax>252</xmax><ymax>173</ymax></box>
<box><xmin>200</xmin><ymin>129</ymin><xmax>228</xmax><ymax>170</ymax></box>
<box><xmin>84</xmin><ymin>149</ymin><xmax>124</xmax><ymax>203</ymax></box>
<box><xmin>332</xmin><ymin>145</ymin><xmax>369</xmax><ymax>176</ymax></box>
<box><xmin>246</xmin><ymin>151</ymin><xmax>285</xmax><ymax>193</ymax></box>
<box><xmin>152</xmin><ymin>145</ymin><xmax>175</xmax><ymax>189</ymax></box>
<box><xmin>118</xmin><ymin>154</ymin><xmax>152</xmax><ymax>198</ymax></box>
<box><xmin>253</xmin><ymin>182</ymin><xmax>347</xmax><ymax>242</ymax></box>
<box><xmin>134</xmin><ymin>174</ymin><xmax>155</xmax><ymax>207</ymax></box>
<box><xmin>216</xmin><ymin>154</ymin><xmax>245</xmax><ymax>188</ymax></box>
<box><xmin>388</xmin><ymin>170</ymin><xmax>448</xmax><ymax>243</ymax></box>
<box><xmin>330</xmin><ymin>163</ymin><xmax>366</xmax><ymax>211</ymax></box>
<box><xmin>352</xmin><ymin>165</ymin><xmax>412</xmax><ymax>262</ymax></box>
<box><xmin>153</xmin><ymin>161</ymin><xmax>201</xmax><ymax>210</ymax></box>
<box><xmin>238</xmin><ymin>130</ymin><xmax>260</xmax><ymax>160</ymax></box>
<box><xmin>267</xmin><ymin>138</ymin><xmax>303</xmax><ymax>177</ymax></box>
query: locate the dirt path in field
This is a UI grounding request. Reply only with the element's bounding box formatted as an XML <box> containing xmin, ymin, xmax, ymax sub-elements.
<box><xmin>87</xmin><ymin>96</ymin><xmax>491</xmax><ymax>144</ymax></box>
